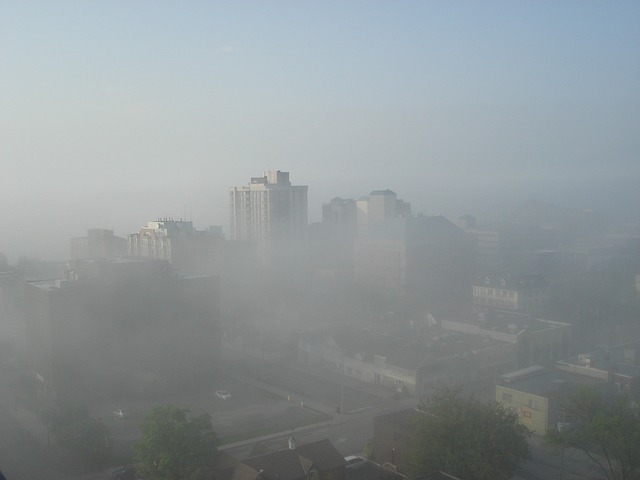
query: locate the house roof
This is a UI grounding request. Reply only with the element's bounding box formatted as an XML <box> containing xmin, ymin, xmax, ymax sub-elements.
<box><xmin>239</xmin><ymin>439</ymin><xmax>345</xmax><ymax>480</ymax></box>
<box><xmin>243</xmin><ymin>450</ymin><xmax>306</xmax><ymax>480</ymax></box>
<box><xmin>295</xmin><ymin>438</ymin><xmax>345</xmax><ymax>471</ymax></box>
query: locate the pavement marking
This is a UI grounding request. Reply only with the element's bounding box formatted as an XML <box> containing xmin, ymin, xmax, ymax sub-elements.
<box><xmin>297</xmin><ymin>405</ymin><xmax>325</xmax><ymax>416</ymax></box>
<box><xmin>346</xmin><ymin>406</ymin><xmax>371</xmax><ymax>414</ymax></box>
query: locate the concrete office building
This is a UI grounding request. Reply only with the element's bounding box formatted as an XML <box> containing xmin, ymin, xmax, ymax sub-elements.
<box><xmin>229</xmin><ymin>171</ymin><xmax>308</xmax><ymax>264</ymax></box>
<box><xmin>128</xmin><ymin>219</ymin><xmax>224</xmax><ymax>274</ymax></box>
<box><xmin>70</xmin><ymin>228</ymin><xmax>127</xmax><ymax>260</ymax></box>
<box><xmin>24</xmin><ymin>257</ymin><xmax>221</xmax><ymax>399</ymax></box>
<box><xmin>354</xmin><ymin>191</ymin><xmax>473</xmax><ymax>303</ymax></box>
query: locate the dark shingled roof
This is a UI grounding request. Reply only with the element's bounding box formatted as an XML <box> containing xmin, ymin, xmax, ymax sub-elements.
<box><xmin>295</xmin><ymin>438</ymin><xmax>345</xmax><ymax>471</ymax></box>
<box><xmin>241</xmin><ymin>439</ymin><xmax>345</xmax><ymax>480</ymax></box>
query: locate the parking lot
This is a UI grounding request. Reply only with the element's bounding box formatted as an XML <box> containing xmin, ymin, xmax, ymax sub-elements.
<box><xmin>90</xmin><ymin>369</ymin><xmax>332</xmax><ymax>459</ymax></box>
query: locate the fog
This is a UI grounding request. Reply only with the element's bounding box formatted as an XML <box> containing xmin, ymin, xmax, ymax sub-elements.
<box><xmin>2</xmin><ymin>1</ymin><xmax>639</xmax><ymax>261</ymax></box>
<box><xmin>1</xmin><ymin>2</ymin><xmax>639</xmax><ymax>479</ymax></box>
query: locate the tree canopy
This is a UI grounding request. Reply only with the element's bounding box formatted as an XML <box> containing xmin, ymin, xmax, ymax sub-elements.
<box><xmin>135</xmin><ymin>404</ymin><xmax>218</xmax><ymax>480</ymax></box>
<box><xmin>41</xmin><ymin>400</ymin><xmax>111</xmax><ymax>465</ymax></box>
<box><xmin>407</xmin><ymin>388</ymin><xmax>530</xmax><ymax>480</ymax></box>
<box><xmin>547</xmin><ymin>385</ymin><xmax>640</xmax><ymax>480</ymax></box>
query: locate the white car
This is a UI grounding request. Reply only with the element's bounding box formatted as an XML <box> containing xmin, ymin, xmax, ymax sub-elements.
<box><xmin>344</xmin><ymin>455</ymin><xmax>368</xmax><ymax>470</ymax></box>
<box><xmin>215</xmin><ymin>390</ymin><xmax>231</xmax><ymax>400</ymax></box>
<box><xmin>113</xmin><ymin>408</ymin><xmax>129</xmax><ymax>418</ymax></box>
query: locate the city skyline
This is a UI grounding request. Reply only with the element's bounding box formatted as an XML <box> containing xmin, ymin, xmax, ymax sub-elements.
<box><xmin>2</xmin><ymin>1</ymin><xmax>639</xmax><ymax>261</ymax></box>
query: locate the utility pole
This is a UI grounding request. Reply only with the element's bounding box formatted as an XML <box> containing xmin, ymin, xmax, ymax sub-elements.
<box><xmin>560</xmin><ymin>407</ymin><xmax>566</xmax><ymax>480</ymax></box>
<box><xmin>340</xmin><ymin>356</ymin><xmax>344</xmax><ymax>414</ymax></box>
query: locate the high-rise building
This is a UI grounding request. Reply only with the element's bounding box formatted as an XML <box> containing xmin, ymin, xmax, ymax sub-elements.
<box><xmin>128</xmin><ymin>219</ymin><xmax>224</xmax><ymax>274</ymax></box>
<box><xmin>353</xmin><ymin>191</ymin><xmax>473</xmax><ymax>306</ymax></box>
<box><xmin>355</xmin><ymin>190</ymin><xmax>411</xmax><ymax>236</ymax></box>
<box><xmin>70</xmin><ymin>228</ymin><xmax>127</xmax><ymax>260</ymax></box>
<box><xmin>229</xmin><ymin>171</ymin><xmax>308</xmax><ymax>263</ymax></box>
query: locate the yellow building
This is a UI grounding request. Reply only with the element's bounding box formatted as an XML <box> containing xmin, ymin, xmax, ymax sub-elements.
<box><xmin>496</xmin><ymin>366</ymin><xmax>604</xmax><ymax>435</ymax></box>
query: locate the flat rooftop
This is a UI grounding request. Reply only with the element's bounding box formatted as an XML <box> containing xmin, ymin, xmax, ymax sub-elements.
<box><xmin>559</xmin><ymin>342</ymin><xmax>640</xmax><ymax>378</ymax></box>
<box><xmin>498</xmin><ymin>367</ymin><xmax>604</xmax><ymax>397</ymax></box>
<box><xmin>446</xmin><ymin>310</ymin><xmax>570</xmax><ymax>335</ymax></box>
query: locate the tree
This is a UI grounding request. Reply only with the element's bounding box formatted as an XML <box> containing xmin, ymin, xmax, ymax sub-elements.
<box><xmin>135</xmin><ymin>405</ymin><xmax>218</xmax><ymax>480</ymax></box>
<box><xmin>547</xmin><ymin>385</ymin><xmax>640</xmax><ymax>480</ymax></box>
<box><xmin>406</xmin><ymin>388</ymin><xmax>530</xmax><ymax>480</ymax></box>
<box><xmin>41</xmin><ymin>400</ymin><xmax>111</xmax><ymax>465</ymax></box>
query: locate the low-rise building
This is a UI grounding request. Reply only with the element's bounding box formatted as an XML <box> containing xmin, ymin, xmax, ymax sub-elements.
<box><xmin>496</xmin><ymin>342</ymin><xmax>640</xmax><ymax>436</ymax></box>
<box><xmin>214</xmin><ymin>438</ymin><xmax>346</xmax><ymax>480</ymax></box>
<box><xmin>496</xmin><ymin>366</ymin><xmax>605</xmax><ymax>435</ymax></box>
<box><xmin>472</xmin><ymin>274</ymin><xmax>549</xmax><ymax>313</ymax></box>
<box><xmin>556</xmin><ymin>342</ymin><xmax>640</xmax><ymax>395</ymax></box>
<box><xmin>441</xmin><ymin>310</ymin><xmax>571</xmax><ymax>368</ymax></box>
<box><xmin>299</xmin><ymin>324</ymin><xmax>517</xmax><ymax>398</ymax></box>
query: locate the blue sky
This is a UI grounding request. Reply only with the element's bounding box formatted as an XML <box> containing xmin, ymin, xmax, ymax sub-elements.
<box><xmin>1</xmin><ymin>1</ymin><xmax>639</xmax><ymax>260</ymax></box>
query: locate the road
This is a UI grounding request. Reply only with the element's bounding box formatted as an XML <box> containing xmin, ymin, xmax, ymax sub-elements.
<box><xmin>0</xmin><ymin>349</ymin><xmax>605</xmax><ymax>480</ymax></box>
<box><xmin>221</xmin><ymin>351</ymin><xmax>419</xmax><ymax>457</ymax></box>
<box><xmin>223</xmin><ymin>354</ymin><xmax>604</xmax><ymax>480</ymax></box>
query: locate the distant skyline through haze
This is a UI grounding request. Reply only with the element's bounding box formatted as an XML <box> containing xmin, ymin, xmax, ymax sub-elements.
<box><xmin>1</xmin><ymin>1</ymin><xmax>639</xmax><ymax>261</ymax></box>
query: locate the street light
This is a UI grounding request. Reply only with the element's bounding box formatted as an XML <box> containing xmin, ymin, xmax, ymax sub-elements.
<box><xmin>340</xmin><ymin>356</ymin><xmax>344</xmax><ymax>414</ymax></box>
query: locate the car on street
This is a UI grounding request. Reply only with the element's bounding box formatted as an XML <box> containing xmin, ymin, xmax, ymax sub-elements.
<box><xmin>113</xmin><ymin>408</ymin><xmax>129</xmax><ymax>418</ymax></box>
<box><xmin>215</xmin><ymin>390</ymin><xmax>231</xmax><ymax>400</ymax></box>
<box><xmin>344</xmin><ymin>455</ymin><xmax>368</xmax><ymax>470</ymax></box>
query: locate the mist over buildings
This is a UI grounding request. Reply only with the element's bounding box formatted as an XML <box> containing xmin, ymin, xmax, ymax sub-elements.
<box><xmin>0</xmin><ymin>3</ymin><xmax>639</xmax><ymax>478</ymax></box>
<box><xmin>1</xmin><ymin>2</ymin><xmax>639</xmax><ymax>262</ymax></box>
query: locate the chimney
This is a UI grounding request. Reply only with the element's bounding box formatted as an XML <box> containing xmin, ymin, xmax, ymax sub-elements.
<box><xmin>288</xmin><ymin>435</ymin><xmax>297</xmax><ymax>450</ymax></box>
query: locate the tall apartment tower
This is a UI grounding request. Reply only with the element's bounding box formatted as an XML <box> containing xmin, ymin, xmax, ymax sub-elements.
<box><xmin>229</xmin><ymin>171</ymin><xmax>308</xmax><ymax>263</ymax></box>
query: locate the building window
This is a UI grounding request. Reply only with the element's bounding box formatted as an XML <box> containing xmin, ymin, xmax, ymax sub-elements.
<box><xmin>502</xmin><ymin>393</ymin><xmax>513</xmax><ymax>403</ymax></box>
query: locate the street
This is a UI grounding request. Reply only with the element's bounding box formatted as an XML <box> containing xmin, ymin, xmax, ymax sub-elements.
<box><xmin>0</xmin><ymin>350</ymin><xmax>606</xmax><ymax>480</ymax></box>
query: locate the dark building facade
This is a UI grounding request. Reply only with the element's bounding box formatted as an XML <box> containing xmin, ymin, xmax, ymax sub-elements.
<box><xmin>24</xmin><ymin>258</ymin><xmax>220</xmax><ymax>399</ymax></box>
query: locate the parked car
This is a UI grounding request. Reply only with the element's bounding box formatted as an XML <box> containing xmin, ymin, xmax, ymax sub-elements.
<box><xmin>344</xmin><ymin>455</ymin><xmax>368</xmax><ymax>470</ymax></box>
<box><xmin>113</xmin><ymin>408</ymin><xmax>129</xmax><ymax>418</ymax></box>
<box><xmin>215</xmin><ymin>390</ymin><xmax>231</xmax><ymax>400</ymax></box>
<box><xmin>112</xmin><ymin>464</ymin><xmax>139</xmax><ymax>479</ymax></box>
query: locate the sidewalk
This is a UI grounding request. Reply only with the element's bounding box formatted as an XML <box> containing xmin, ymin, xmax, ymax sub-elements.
<box><xmin>218</xmin><ymin>364</ymin><xmax>351</xmax><ymax>451</ymax></box>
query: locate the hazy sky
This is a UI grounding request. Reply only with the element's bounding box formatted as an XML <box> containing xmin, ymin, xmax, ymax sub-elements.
<box><xmin>2</xmin><ymin>1</ymin><xmax>639</xmax><ymax>261</ymax></box>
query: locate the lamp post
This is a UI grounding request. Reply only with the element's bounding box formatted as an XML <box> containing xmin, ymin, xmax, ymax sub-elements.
<box><xmin>341</xmin><ymin>358</ymin><xmax>344</xmax><ymax>415</ymax></box>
